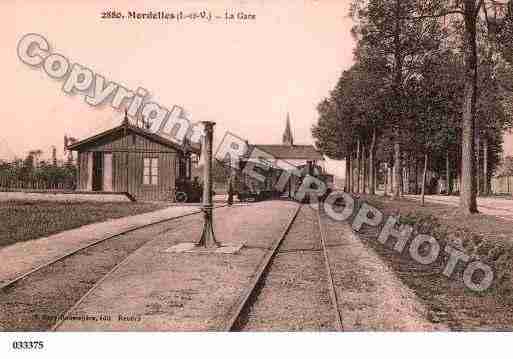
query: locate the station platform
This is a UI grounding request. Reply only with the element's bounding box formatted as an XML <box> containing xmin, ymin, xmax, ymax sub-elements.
<box><xmin>0</xmin><ymin>205</ymin><xmax>209</xmax><ymax>287</ymax></box>
<box><xmin>52</xmin><ymin>201</ymin><xmax>299</xmax><ymax>331</ymax></box>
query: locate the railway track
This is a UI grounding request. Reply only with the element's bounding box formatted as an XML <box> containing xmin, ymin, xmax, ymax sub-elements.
<box><xmin>222</xmin><ymin>204</ymin><xmax>343</xmax><ymax>331</ymax></box>
<box><xmin>0</xmin><ymin>205</ymin><xmax>225</xmax><ymax>331</ymax></box>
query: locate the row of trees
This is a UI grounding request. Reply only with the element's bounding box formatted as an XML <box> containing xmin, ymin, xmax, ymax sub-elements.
<box><xmin>313</xmin><ymin>0</ymin><xmax>513</xmax><ymax>211</ymax></box>
<box><xmin>0</xmin><ymin>151</ymin><xmax>77</xmax><ymax>190</ymax></box>
<box><xmin>499</xmin><ymin>156</ymin><xmax>513</xmax><ymax>176</ymax></box>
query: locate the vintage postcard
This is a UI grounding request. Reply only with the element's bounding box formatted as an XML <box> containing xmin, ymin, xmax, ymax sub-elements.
<box><xmin>2</xmin><ymin>0</ymin><xmax>513</xmax><ymax>357</ymax></box>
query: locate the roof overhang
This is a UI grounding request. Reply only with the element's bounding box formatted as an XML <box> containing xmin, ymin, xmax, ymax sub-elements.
<box><xmin>67</xmin><ymin>123</ymin><xmax>201</xmax><ymax>155</ymax></box>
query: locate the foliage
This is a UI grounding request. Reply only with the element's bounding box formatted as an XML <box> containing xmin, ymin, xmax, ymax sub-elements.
<box><xmin>0</xmin><ymin>151</ymin><xmax>77</xmax><ymax>189</ymax></box>
<box><xmin>312</xmin><ymin>0</ymin><xmax>513</xmax><ymax>201</ymax></box>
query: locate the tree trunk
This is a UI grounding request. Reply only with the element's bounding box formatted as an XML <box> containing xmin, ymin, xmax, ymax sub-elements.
<box><xmin>407</xmin><ymin>165</ymin><xmax>411</xmax><ymax>194</ymax></box>
<box><xmin>371</xmin><ymin>160</ymin><xmax>377</xmax><ymax>195</ymax></box>
<box><xmin>476</xmin><ymin>132</ymin><xmax>481</xmax><ymax>196</ymax></box>
<box><xmin>345</xmin><ymin>154</ymin><xmax>351</xmax><ymax>193</ymax></box>
<box><xmin>356</xmin><ymin>138</ymin><xmax>361</xmax><ymax>193</ymax></box>
<box><xmin>446</xmin><ymin>149</ymin><xmax>451</xmax><ymax>195</ymax></box>
<box><xmin>403</xmin><ymin>166</ymin><xmax>408</xmax><ymax>195</ymax></box>
<box><xmin>392</xmin><ymin>0</ymin><xmax>403</xmax><ymax>200</ymax></box>
<box><xmin>362</xmin><ymin>144</ymin><xmax>367</xmax><ymax>194</ymax></box>
<box><xmin>375</xmin><ymin>161</ymin><xmax>379</xmax><ymax>194</ymax></box>
<box><xmin>393</xmin><ymin>141</ymin><xmax>402</xmax><ymax>198</ymax></box>
<box><xmin>401</xmin><ymin>166</ymin><xmax>405</xmax><ymax>195</ymax></box>
<box><xmin>483</xmin><ymin>136</ymin><xmax>489</xmax><ymax>196</ymax></box>
<box><xmin>414</xmin><ymin>158</ymin><xmax>419</xmax><ymax>194</ymax></box>
<box><xmin>459</xmin><ymin>2</ymin><xmax>479</xmax><ymax>214</ymax></box>
<box><xmin>349</xmin><ymin>154</ymin><xmax>352</xmax><ymax>192</ymax></box>
<box><xmin>384</xmin><ymin>163</ymin><xmax>389</xmax><ymax>196</ymax></box>
<box><xmin>353</xmin><ymin>152</ymin><xmax>357</xmax><ymax>193</ymax></box>
<box><xmin>421</xmin><ymin>153</ymin><xmax>428</xmax><ymax>207</ymax></box>
<box><xmin>389</xmin><ymin>163</ymin><xmax>394</xmax><ymax>195</ymax></box>
<box><xmin>369</xmin><ymin>128</ymin><xmax>376</xmax><ymax>195</ymax></box>
<box><xmin>401</xmin><ymin>158</ymin><xmax>405</xmax><ymax>196</ymax></box>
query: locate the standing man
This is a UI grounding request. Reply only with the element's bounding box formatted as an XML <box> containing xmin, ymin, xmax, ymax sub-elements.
<box><xmin>227</xmin><ymin>167</ymin><xmax>235</xmax><ymax>206</ymax></box>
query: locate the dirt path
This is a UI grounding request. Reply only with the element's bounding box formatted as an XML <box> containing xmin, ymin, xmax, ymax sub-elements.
<box><xmin>323</xmin><ymin>213</ymin><xmax>444</xmax><ymax>331</ymax></box>
<box><xmin>407</xmin><ymin>195</ymin><xmax>513</xmax><ymax>222</ymax></box>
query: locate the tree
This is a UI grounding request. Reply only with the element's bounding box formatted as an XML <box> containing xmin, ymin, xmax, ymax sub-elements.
<box><xmin>313</xmin><ymin>63</ymin><xmax>388</xmax><ymax>194</ymax></box>
<box><xmin>500</xmin><ymin>156</ymin><xmax>513</xmax><ymax>176</ymax></box>
<box><xmin>351</xmin><ymin>0</ymin><xmax>445</xmax><ymax>198</ymax></box>
<box><xmin>419</xmin><ymin>0</ymin><xmax>512</xmax><ymax>211</ymax></box>
<box><xmin>314</xmin><ymin>0</ymin><xmax>511</xmax><ymax>205</ymax></box>
<box><xmin>313</xmin><ymin>71</ymin><xmax>356</xmax><ymax>192</ymax></box>
<box><xmin>350</xmin><ymin>0</ymin><xmax>513</xmax><ymax>212</ymax></box>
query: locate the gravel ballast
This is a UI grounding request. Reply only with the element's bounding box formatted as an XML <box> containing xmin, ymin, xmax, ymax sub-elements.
<box><xmin>240</xmin><ymin>205</ymin><xmax>336</xmax><ymax>331</ymax></box>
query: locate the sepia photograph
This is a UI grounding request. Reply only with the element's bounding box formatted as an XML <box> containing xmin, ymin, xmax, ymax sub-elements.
<box><xmin>2</xmin><ymin>0</ymin><xmax>513</xmax><ymax>357</ymax></box>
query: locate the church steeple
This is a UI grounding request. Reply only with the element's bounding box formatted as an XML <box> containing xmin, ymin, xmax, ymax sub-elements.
<box><xmin>122</xmin><ymin>109</ymin><xmax>130</xmax><ymax>125</ymax></box>
<box><xmin>282</xmin><ymin>112</ymin><xmax>294</xmax><ymax>146</ymax></box>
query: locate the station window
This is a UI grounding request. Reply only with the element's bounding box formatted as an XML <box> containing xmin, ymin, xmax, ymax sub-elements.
<box><xmin>143</xmin><ymin>157</ymin><xmax>158</xmax><ymax>185</ymax></box>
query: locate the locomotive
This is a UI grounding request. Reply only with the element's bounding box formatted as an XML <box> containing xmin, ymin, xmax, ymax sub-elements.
<box><xmin>174</xmin><ymin>161</ymin><xmax>334</xmax><ymax>203</ymax></box>
<box><xmin>235</xmin><ymin>162</ymin><xmax>334</xmax><ymax>203</ymax></box>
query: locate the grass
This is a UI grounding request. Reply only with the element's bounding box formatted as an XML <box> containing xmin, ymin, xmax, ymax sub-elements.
<box><xmin>354</xmin><ymin>195</ymin><xmax>513</xmax><ymax>330</ymax></box>
<box><xmin>0</xmin><ymin>200</ymin><xmax>169</xmax><ymax>249</ymax></box>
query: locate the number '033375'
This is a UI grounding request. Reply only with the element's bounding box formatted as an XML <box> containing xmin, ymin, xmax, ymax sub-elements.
<box><xmin>12</xmin><ymin>341</ymin><xmax>44</xmax><ymax>350</ymax></box>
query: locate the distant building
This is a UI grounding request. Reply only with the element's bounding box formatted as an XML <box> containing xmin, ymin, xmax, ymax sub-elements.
<box><xmin>67</xmin><ymin>112</ymin><xmax>199</xmax><ymax>201</ymax></box>
<box><xmin>240</xmin><ymin>113</ymin><xmax>327</xmax><ymax>197</ymax></box>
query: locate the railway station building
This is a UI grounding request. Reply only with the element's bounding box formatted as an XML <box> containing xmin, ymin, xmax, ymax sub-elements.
<box><xmin>67</xmin><ymin>113</ymin><xmax>199</xmax><ymax>201</ymax></box>
<box><xmin>238</xmin><ymin>114</ymin><xmax>328</xmax><ymax>198</ymax></box>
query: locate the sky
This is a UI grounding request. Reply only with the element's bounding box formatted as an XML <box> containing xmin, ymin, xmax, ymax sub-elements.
<box><xmin>2</xmin><ymin>0</ymin><xmax>512</xmax><ymax>178</ymax></box>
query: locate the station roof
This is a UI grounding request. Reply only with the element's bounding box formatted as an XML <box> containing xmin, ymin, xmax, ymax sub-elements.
<box><xmin>247</xmin><ymin>144</ymin><xmax>323</xmax><ymax>161</ymax></box>
<box><xmin>67</xmin><ymin>122</ymin><xmax>201</xmax><ymax>155</ymax></box>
